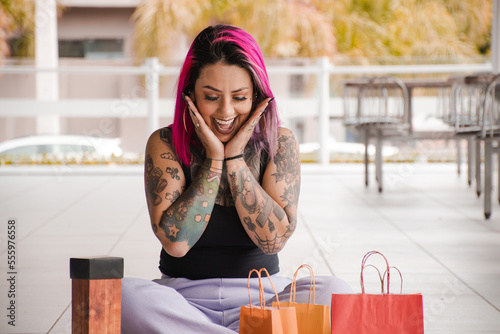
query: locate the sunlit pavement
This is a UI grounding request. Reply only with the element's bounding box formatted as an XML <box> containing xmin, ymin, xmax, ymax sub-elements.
<box><xmin>1</xmin><ymin>162</ymin><xmax>499</xmax><ymax>333</ymax></box>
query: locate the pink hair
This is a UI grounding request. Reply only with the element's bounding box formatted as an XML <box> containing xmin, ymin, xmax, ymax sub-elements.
<box><xmin>171</xmin><ymin>25</ymin><xmax>280</xmax><ymax>166</ymax></box>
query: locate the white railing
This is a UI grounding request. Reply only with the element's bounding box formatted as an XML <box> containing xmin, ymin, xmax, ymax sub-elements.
<box><xmin>0</xmin><ymin>58</ymin><xmax>493</xmax><ymax>165</ymax></box>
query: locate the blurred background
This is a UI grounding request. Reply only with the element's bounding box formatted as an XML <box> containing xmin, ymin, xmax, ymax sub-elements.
<box><xmin>0</xmin><ymin>0</ymin><xmax>495</xmax><ymax>166</ymax></box>
<box><xmin>1</xmin><ymin>2</ymin><xmax>500</xmax><ymax>333</ymax></box>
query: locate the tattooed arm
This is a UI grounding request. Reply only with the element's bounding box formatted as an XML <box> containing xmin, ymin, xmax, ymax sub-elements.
<box><xmin>226</xmin><ymin>127</ymin><xmax>301</xmax><ymax>254</ymax></box>
<box><xmin>145</xmin><ymin>129</ymin><xmax>222</xmax><ymax>257</ymax></box>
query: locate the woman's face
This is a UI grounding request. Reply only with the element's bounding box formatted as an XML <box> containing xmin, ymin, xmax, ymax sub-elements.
<box><xmin>193</xmin><ymin>62</ymin><xmax>254</xmax><ymax>143</ymax></box>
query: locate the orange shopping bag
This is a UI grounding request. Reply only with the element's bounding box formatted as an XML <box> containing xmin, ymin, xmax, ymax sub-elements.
<box><xmin>240</xmin><ymin>268</ymin><xmax>298</xmax><ymax>334</ymax></box>
<box><xmin>273</xmin><ymin>264</ymin><xmax>330</xmax><ymax>334</ymax></box>
<box><xmin>331</xmin><ymin>251</ymin><xmax>424</xmax><ymax>334</ymax></box>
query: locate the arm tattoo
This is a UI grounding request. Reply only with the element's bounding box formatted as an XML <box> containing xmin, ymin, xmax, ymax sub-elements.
<box><xmin>166</xmin><ymin>166</ymin><xmax>181</xmax><ymax>180</ymax></box>
<box><xmin>165</xmin><ymin>190</ymin><xmax>180</xmax><ymax>203</ymax></box>
<box><xmin>161</xmin><ymin>152</ymin><xmax>176</xmax><ymax>161</ymax></box>
<box><xmin>273</xmin><ymin>134</ymin><xmax>301</xmax><ymax>208</ymax></box>
<box><xmin>145</xmin><ymin>155</ymin><xmax>168</xmax><ymax>206</ymax></box>
<box><xmin>159</xmin><ymin>159</ymin><xmax>221</xmax><ymax>247</ymax></box>
<box><xmin>243</xmin><ymin>216</ymin><xmax>256</xmax><ymax>231</ymax></box>
<box><xmin>229</xmin><ymin>133</ymin><xmax>300</xmax><ymax>254</ymax></box>
<box><xmin>272</xmin><ymin>134</ymin><xmax>301</xmax><ymax>185</ymax></box>
<box><xmin>254</xmin><ymin>226</ymin><xmax>294</xmax><ymax>254</ymax></box>
<box><xmin>230</xmin><ymin>165</ymin><xmax>295</xmax><ymax>254</ymax></box>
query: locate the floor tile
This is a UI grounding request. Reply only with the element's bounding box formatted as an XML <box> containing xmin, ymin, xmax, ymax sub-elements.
<box><xmin>1</xmin><ymin>163</ymin><xmax>499</xmax><ymax>333</ymax></box>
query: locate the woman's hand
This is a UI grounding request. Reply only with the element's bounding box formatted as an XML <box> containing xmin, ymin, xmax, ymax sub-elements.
<box><xmin>183</xmin><ymin>94</ymin><xmax>224</xmax><ymax>160</ymax></box>
<box><xmin>224</xmin><ymin>97</ymin><xmax>274</xmax><ymax>158</ymax></box>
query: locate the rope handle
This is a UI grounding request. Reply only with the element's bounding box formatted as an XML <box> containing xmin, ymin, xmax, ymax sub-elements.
<box><xmin>383</xmin><ymin>266</ymin><xmax>404</xmax><ymax>294</ymax></box>
<box><xmin>247</xmin><ymin>269</ymin><xmax>263</xmax><ymax>309</ymax></box>
<box><xmin>360</xmin><ymin>251</ymin><xmax>390</xmax><ymax>294</ymax></box>
<box><xmin>247</xmin><ymin>268</ymin><xmax>281</xmax><ymax>310</ymax></box>
<box><xmin>362</xmin><ymin>264</ymin><xmax>384</xmax><ymax>293</ymax></box>
<box><xmin>289</xmin><ymin>264</ymin><xmax>316</xmax><ymax>304</ymax></box>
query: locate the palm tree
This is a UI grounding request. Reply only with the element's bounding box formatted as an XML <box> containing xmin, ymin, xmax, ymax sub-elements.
<box><xmin>387</xmin><ymin>1</ymin><xmax>478</xmax><ymax>61</ymax></box>
<box><xmin>0</xmin><ymin>0</ymin><xmax>35</xmax><ymax>62</ymax></box>
<box><xmin>0</xmin><ymin>0</ymin><xmax>65</xmax><ymax>63</ymax></box>
<box><xmin>314</xmin><ymin>0</ymin><xmax>393</xmax><ymax>58</ymax></box>
<box><xmin>226</xmin><ymin>0</ymin><xmax>335</xmax><ymax>57</ymax></box>
<box><xmin>313</xmin><ymin>0</ymin><xmax>491</xmax><ymax>63</ymax></box>
<box><xmin>443</xmin><ymin>0</ymin><xmax>492</xmax><ymax>54</ymax></box>
<box><xmin>131</xmin><ymin>0</ymin><xmax>336</xmax><ymax>60</ymax></box>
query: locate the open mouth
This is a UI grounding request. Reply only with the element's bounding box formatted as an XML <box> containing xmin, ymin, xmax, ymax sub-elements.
<box><xmin>213</xmin><ymin>117</ymin><xmax>237</xmax><ymax>135</ymax></box>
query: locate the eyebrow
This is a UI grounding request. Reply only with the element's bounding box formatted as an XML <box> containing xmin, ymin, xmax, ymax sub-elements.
<box><xmin>202</xmin><ymin>85</ymin><xmax>250</xmax><ymax>93</ymax></box>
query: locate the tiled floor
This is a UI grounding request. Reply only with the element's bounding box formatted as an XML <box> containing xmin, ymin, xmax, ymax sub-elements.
<box><xmin>0</xmin><ymin>163</ymin><xmax>499</xmax><ymax>333</ymax></box>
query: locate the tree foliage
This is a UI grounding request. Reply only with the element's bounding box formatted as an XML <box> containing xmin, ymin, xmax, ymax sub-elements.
<box><xmin>313</xmin><ymin>0</ymin><xmax>491</xmax><ymax>61</ymax></box>
<box><xmin>0</xmin><ymin>0</ymin><xmax>493</xmax><ymax>63</ymax></box>
<box><xmin>0</xmin><ymin>0</ymin><xmax>34</xmax><ymax>61</ymax></box>
<box><xmin>132</xmin><ymin>0</ymin><xmax>336</xmax><ymax>59</ymax></box>
<box><xmin>0</xmin><ymin>0</ymin><xmax>65</xmax><ymax>63</ymax></box>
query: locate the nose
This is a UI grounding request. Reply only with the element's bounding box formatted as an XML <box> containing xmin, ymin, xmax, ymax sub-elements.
<box><xmin>219</xmin><ymin>96</ymin><xmax>234</xmax><ymax>118</ymax></box>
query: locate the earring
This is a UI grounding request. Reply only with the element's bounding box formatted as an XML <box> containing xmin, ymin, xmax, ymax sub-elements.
<box><xmin>260</xmin><ymin>114</ymin><xmax>267</xmax><ymax>132</ymax></box>
<box><xmin>183</xmin><ymin>107</ymin><xmax>188</xmax><ymax>132</ymax></box>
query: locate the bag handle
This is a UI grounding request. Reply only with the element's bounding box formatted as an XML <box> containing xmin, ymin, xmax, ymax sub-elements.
<box><xmin>383</xmin><ymin>266</ymin><xmax>403</xmax><ymax>294</ymax></box>
<box><xmin>361</xmin><ymin>264</ymin><xmax>384</xmax><ymax>293</ymax></box>
<box><xmin>247</xmin><ymin>269</ymin><xmax>264</xmax><ymax>309</ymax></box>
<box><xmin>247</xmin><ymin>268</ymin><xmax>281</xmax><ymax>310</ymax></box>
<box><xmin>360</xmin><ymin>251</ymin><xmax>390</xmax><ymax>294</ymax></box>
<box><xmin>289</xmin><ymin>264</ymin><xmax>315</xmax><ymax>304</ymax></box>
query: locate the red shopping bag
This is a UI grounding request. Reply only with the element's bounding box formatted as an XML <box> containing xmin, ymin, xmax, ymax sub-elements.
<box><xmin>273</xmin><ymin>264</ymin><xmax>330</xmax><ymax>334</ymax></box>
<box><xmin>331</xmin><ymin>251</ymin><xmax>424</xmax><ymax>334</ymax></box>
<box><xmin>240</xmin><ymin>268</ymin><xmax>298</xmax><ymax>334</ymax></box>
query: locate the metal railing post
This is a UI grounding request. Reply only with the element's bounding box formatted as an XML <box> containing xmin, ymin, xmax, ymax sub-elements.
<box><xmin>318</xmin><ymin>57</ymin><xmax>331</xmax><ymax>165</ymax></box>
<box><xmin>35</xmin><ymin>0</ymin><xmax>60</xmax><ymax>135</ymax></box>
<box><xmin>493</xmin><ymin>0</ymin><xmax>500</xmax><ymax>74</ymax></box>
<box><xmin>146</xmin><ymin>57</ymin><xmax>160</xmax><ymax>135</ymax></box>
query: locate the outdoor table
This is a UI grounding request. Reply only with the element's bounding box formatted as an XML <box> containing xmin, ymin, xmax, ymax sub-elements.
<box><xmin>342</xmin><ymin>76</ymin><xmax>454</xmax><ymax>192</ymax></box>
<box><xmin>344</xmin><ymin>73</ymin><xmax>500</xmax><ymax>219</ymax></box>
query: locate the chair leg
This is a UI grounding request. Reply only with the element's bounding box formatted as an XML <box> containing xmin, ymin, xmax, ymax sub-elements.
<box><xmin>456</xmin><ymin>139</ymin><xmax>461</xmax><ymax>176</ymax></box>
<box><xmin>468</xmin><ymin>138</ymin><xmax>474</xmax><ymax>186</ymax></box>
<box><xmin>475</xmin><ymin>139</ymin><xmax>482</xmax><ymax>197</ymax></box>
<box><xmin>376</xmin><ymin>130</ymin><xmax>383</xmax><ymax>193</ymax></box>
<box><xmin>364</xmin><ymin>128</ymin><xmax>369</xmax><ymax>187</ymax></box>
<box><xmin>484</xmin><ymin>141</ymin><xmax>492</xmax><ymax>219</ymax></box>
<box><xmin>497</xmin><ymin>147</ymin><xmax>500</xmax><ymax>205</ymax></box>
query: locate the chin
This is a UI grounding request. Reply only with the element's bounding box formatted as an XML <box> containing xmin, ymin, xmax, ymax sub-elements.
<box><xmin>216</xmin><ymin>133</ymin><xmax>235</xmax><ymax>144</ymax></box>
<box><xmin>211</xmin><ymin>124</ymin><xmax>240</xmax><ymax>143</ymax></box>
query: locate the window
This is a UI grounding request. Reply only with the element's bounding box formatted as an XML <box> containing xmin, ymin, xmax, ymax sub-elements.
<box><xmin>0</xmin><ymin>145</ymin><xmax>41</xmax><ymax>156</ymax></box>
<box><xmin>58</xmin><ymin>40</ymin><xmax>85</xmax><ymax>58</ymax></box>
<box><xmin>59</xmin><ymin>39</ymin><xmax>124</xmax><ymax>59</ymax></box>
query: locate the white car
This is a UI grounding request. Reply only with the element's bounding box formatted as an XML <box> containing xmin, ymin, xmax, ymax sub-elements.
<box><xmin>0</xmin><ymin>135</ymin><xmax>123</xmax><ymax>164</ymax></box>
<box><xmin>300</xmin><ymin>136</ymin><xmax>399</xmax><ymax>162</ymax></box>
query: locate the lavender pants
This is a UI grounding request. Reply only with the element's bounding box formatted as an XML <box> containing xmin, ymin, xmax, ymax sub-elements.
<box><xmin>121</xmin><ymin>273</ymin><xmax>352</xmax><ymax>334</ymax></box>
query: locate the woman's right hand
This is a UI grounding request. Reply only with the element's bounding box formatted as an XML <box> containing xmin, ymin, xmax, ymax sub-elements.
<box><xmin>183</xmin><ymin>94</ymin><xmax>224</xmax><ymax>161</ymax></box>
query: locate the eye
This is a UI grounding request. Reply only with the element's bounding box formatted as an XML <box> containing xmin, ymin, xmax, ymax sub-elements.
<box><xmin>204</xmin><ymin>95</ymin><xmax>219</xmax><ymax>101</ymax></box>
<box><xmin>234</xmin><ymin>96</ymin><xmax>248</xmax><ymax>101</ymax></box>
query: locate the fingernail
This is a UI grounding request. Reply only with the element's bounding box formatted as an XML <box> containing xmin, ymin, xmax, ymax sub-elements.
<box><xmin>267</xmin><ymin>97</ymin><xmax>275</xmax><ymax>105</ymax></box>
<box><xmin>181</xmin><ymin>92</ymin><xmax>187</xmax><ymax>102</ymax></box>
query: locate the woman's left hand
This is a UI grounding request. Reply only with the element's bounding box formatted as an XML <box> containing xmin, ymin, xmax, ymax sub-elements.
<box><xmin>224</xmin><ymin>97</ymin><xmax>274</xmax><ymax>158</ymax></box>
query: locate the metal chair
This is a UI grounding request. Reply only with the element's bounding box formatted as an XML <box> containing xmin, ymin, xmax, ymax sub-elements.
<box><xmin>436</xmin><ymin>77</ymin><xmax>463</xmax><ymax>176</ymax></box>
<box><xmin>449</xmin><ymin>73</ymin><xmax>498</xmax><ymax>196</ymax></box>
<box><xmin>344</xmin><ymin>76</ymin><xmax>410</xmax><ymax>192</ymax></box>
<box><xmin>481</xmin><ymin>75</ymin><xmax>500</xmax><ymax>218</ymax></box>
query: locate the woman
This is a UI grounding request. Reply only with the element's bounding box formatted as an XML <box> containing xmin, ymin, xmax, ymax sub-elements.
<box><xmin>122</xmin><ymin>24</ymin><xmax>351</xmax><ymax>333</ymax></box>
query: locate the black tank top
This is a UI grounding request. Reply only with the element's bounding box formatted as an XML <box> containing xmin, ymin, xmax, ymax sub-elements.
<box><xmin>158</xmin><ymin>127</ymin><xmax>279</xmax><ymax>279</ymax></box>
